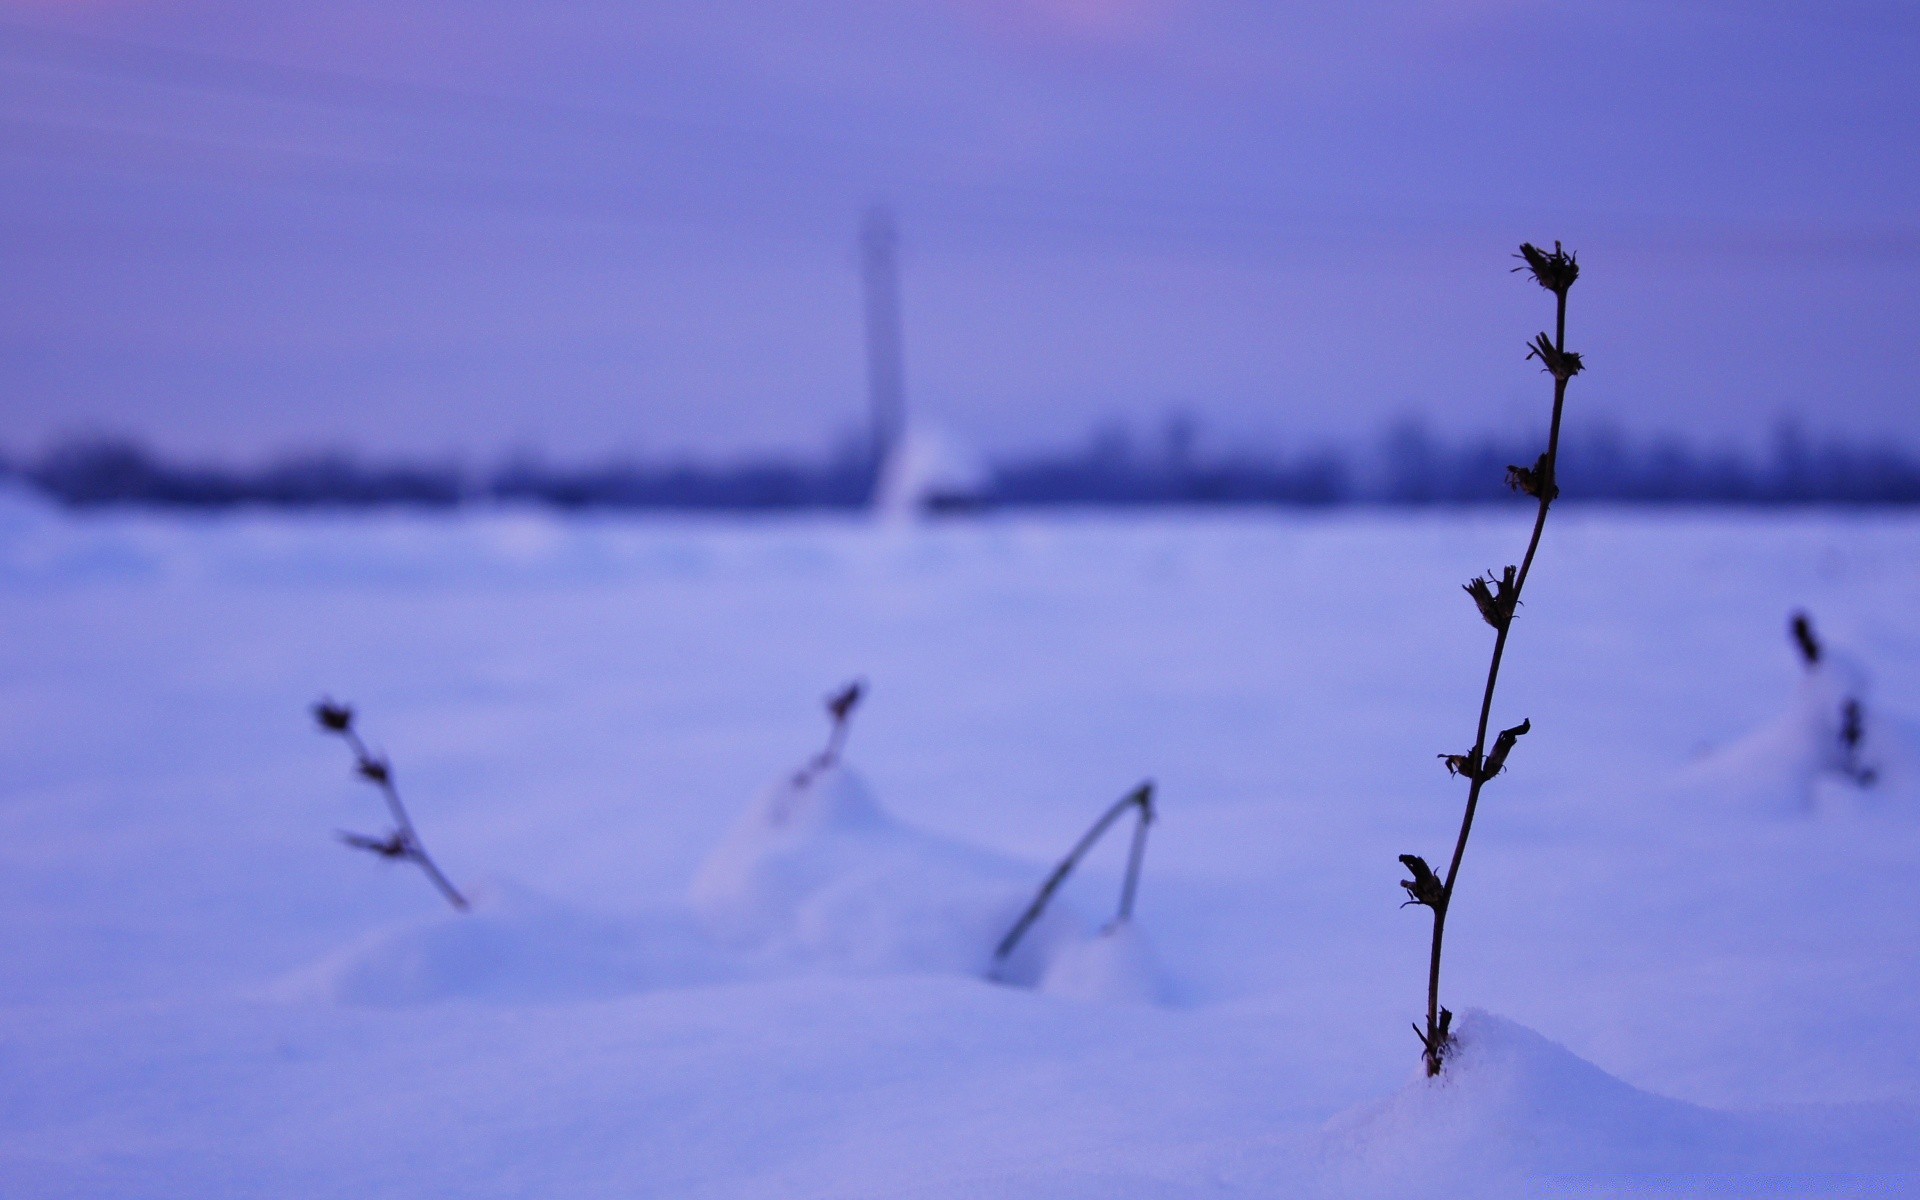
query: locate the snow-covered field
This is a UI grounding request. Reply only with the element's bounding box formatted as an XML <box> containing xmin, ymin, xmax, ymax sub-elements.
<box><xmin>3</xmin><ymin>491</ymin><xmax>1919</xmax><ymax>1197</ymax></box>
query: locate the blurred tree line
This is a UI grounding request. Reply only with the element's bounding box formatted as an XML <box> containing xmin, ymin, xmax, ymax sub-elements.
<box><xmin>7</xmin><ymin>418</ymin><xmax>1918</xmax><ymax>510</ymax></box>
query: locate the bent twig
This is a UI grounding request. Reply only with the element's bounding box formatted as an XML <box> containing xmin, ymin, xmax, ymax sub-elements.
<box><xmin>994</xmin><ymin>780</ymin><xmax>1155</xmax><ymax>970</ymax></box>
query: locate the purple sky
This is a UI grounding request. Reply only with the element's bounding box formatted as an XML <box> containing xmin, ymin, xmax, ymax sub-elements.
<box><xmin>2</xmin><ymin>1</ymin><xmax>1916</xmax><ymax>461</ymax></box>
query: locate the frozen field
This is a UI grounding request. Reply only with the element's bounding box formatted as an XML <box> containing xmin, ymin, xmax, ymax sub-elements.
<box><xmin>2</xmin><ymin>492</ymin><xmax>1919</xmax><ymax>1197</ymax></box>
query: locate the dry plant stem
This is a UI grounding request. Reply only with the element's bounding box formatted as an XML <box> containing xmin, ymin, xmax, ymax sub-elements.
<box><xmin>993</xmin><ymin>781</ymin><xmax>1154</xmax><ymax>968</ymax></box>
<box><xmin>340</xmin><ymin>726</ymin><xmax>469</xmax><ymax>912</ymax></box>
<box><xmin>1421</xmin><ymin>279</ymin><xmax>1572</xmax><ymax>1075</ymax></box>
<box><xmin>1118</xmin><ymin>791</ymin><xmax>1153</xmax><ymax>921</ymax></box>
<box><xmin>793</xmin><ymin>679</ymin><xmax>864</xmax><ymax>788</ymax></box>
<box><xmin>822</xmin><ymin>719</ymin><xmax>850</xmax><ymax>767</ymax></box>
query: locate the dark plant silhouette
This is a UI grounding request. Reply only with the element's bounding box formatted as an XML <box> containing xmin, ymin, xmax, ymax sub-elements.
<box><xmin>1789</xmin><ymin>611</ymin><xmax>1878</xmax><ymax>787</ymax></box>
<box><xmin>993</xmin><ymin>780</ymin><xmax>1155</xmax><ymax>974</ymax></box>
<box><xmin>312</xmin><ymin>698</ymin><xmax>468</xmax><ymax>911</ymax></box>
<box><xmin>1401</xmin><ymin>241</ymin><xmax>1582</xmax><ymax>1076</ymax></box>
<box><xmin>791</xmin><ymin>679</ymin><xmax>865</xmax><ymax>789</ymax></box>
<box><xmin>1790</xmin><ymin>611</ymin><xmax>1823</xmax><ymax>667</ymax></box>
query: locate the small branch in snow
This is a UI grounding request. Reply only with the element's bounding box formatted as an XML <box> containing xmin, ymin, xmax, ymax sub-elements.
<box><xmin>1790</xmin><ymin>613</ymin><xmax>1878</xmax><ymax>787</ymax></box>
<box><xmin>312</xmin><ymin>698</ymin><xmax>468</xmax><ymax>912</ymax></box>
<box><xmin>791</xmin><ymin>679</ymin><xmax>865</xmax><ymax>789</ymax></box>
<box><xmin>993</xmin><ymin>780</ymin><xmax>1155</xmax><ymax>973</ymax></box>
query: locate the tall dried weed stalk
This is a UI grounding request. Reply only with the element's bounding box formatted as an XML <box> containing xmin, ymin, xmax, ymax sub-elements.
<box><xmin>1399</xmin><ymin>242</ymin><xmax>1582</xmax><ymax>1076</ymax></box>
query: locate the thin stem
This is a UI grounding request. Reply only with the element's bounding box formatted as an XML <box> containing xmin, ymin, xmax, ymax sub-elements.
<box><xmin>822</xmin><ymin>715</ymin><xmax>850</xmax><ymax>770</ymax></box>
<box><xmin>1117</xmin><ymin>786</ymin><xmax>1155</xmax><ymax>922</ymax></box>
<box><xmin>342</xmin><ymin>727</ymin><xmax>469</xmax><ymax>912</ymax></box>
<box><xmin>1421</xmin><ymin>282</ymin><xmax>1571</xmax><ymax>1074</ymax></box>
<box><xmin>794</xmin><ymin>682</ymin><xmax>863</xmax><ymax>787</ymax></box>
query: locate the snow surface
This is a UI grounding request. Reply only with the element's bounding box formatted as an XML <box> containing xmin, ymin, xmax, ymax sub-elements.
<box><xmin>3</xmin><ymin>491</ymin><xmax>1920</xmax><ymax>1196</ymax></box>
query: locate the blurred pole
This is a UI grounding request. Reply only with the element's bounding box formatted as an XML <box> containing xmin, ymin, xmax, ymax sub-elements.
<box><xmin>860</xmin><ymin>206</ymin><xmax>906</xmax><ymax>491</ymax></box>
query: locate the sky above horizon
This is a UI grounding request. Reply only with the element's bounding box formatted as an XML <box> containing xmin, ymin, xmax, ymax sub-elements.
<box><xmin>2</xmin><ymin>1</ymin><xmax>1916</xmax><ymax>461</ymax></box>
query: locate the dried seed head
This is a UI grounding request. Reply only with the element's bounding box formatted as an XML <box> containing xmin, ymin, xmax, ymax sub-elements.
<box><xmin>1481</xmin><ymin>718</ymin><xmax>1532</xmax><ymax>779</ymax></box>
<box><xmin>1506</xmin><ymin>453</ymin><xmax>1559</xmax><ymax>501</ymax></box>
<box><xmin>1463</xmin><ymin>565</ymin><xmax>1519</xmax><ymax>631</ymax></box>
<box><xmin>1513</xmin><ymin>241</ymin><xmax>1580</xmax><ymax>295</ymax></box>
<box><xmin>1398</xmin><ymin>853</ymin><xmax>1446</xmax><ymax>909</ymax></box>
<box><xmin>356</xmin><ymin>757</ymin><xmax>391</xmax><ymax>785</ymax></box>
<box><xmin>1463</xmin><ymin>578</ymin><xmax>1505</xmax><ymax>630</ymax></box>
<box><xmin>827</xmin><ymin>679</ymin><xmax>864</xmax><ymax>723</ymax></box>
<box><xmin>313</xmin><ymin>699</ymin><xmax>354</xmax><ymax>733</ymax></box>
<box><xmin>1437</xmin><ymin>719</ymin><xmax>1529</xmax><ymax>783</ymax></box>
<box><xmin>1526</xmin><ymin>333</ymin><xmax>1584</xmax><ymax>381</ymax></box>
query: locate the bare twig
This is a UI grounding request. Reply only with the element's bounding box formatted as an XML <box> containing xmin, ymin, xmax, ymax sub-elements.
<box><xmin>993</xmin><ymin>780</ymin><xmax>1155</xmax><ymax>971</ymax></box>
<box><xmin>791</xmin><ymin>679</ymin><xmax>865</xmax><ymax>788</ymax></box>
<box><xmin>1405</xmin><ymin>241</ymin><xmax>1582</xmax><ymax>1076</ymax></box>
<box><xmin>313</xmin><ymin>698</ymin><xmax>468</xmax><ymax>911</ymax></box>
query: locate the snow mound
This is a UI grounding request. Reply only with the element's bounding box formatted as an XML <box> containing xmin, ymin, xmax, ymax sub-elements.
<box><xmin>689</xmin><ymin>763</ymin><xmax>1085</xmax><ymax>984</ymax></box>
<box><xmin>272</xmin><ymin>880</ymin><xmax>739</xmax><ymax>1007</ymax></box>
<box><xmin>1321</xmin><ymin>1011</ymin><xmax>1752</xmax><ymax>1196</ymax></box>
<box><xmin>1039</xmin><ymin>918</ymin><xmax>1167</xmax><ymax>1005</ymax></box>
<box><xmin>286</xmin><ymin>764</ymin><xmax>1138</xmax><ymax>1008</ymax></box>
<box><xmin>1677</xmin><ymin>647</ymin><xmax>1920</xmax><ymax>814</ymax></box>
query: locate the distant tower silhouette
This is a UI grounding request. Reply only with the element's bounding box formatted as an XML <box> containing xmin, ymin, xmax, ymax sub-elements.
<box><xmin>860</xmin><ymin>206</ymin><xmax>907</xmax><ymax>485</ymax></box>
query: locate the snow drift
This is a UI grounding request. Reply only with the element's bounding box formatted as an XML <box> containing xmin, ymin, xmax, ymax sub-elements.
<box><xmin>1039</xmin><ymin>918</ymin><xmax>1167</xmax><ymax>1004</ymax></box>
<box><xmin>271</xmin><ymin>880</ymin><xmax>743</xmax><ymax>1006</ymax></box>
<box><xmin>1320</xmin><ymin>1010</ymin><xmax>1911</xmax><ymax>1198</ymax></box>
<box><xmin>689</xmin><ymin>762</ymin><xmax>1092</xmax><ymax>987</ymax></box>
<box><xmin>11</xmin><ymin>509</ymin><xmax>1920</xmax><ymax>1197</ymax></box>
<box><xmin>285</xmin><ymin>759</ymin><xmax>1164</xmax><ymax>1006</ymax></box>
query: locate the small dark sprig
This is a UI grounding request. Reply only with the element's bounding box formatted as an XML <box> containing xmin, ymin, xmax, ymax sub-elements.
<box><xmin>827</xmin><ymin>680</ymin><xmax>864</xmax><ymax>724</ymax></box>
<box><xmin>1841</xmin><ymin>699</ymin><xmax>1865</xmax><ymax>751</ymax></box>
<box><xmin>1840</xmin><ymin>698</ymin><xmax>1879</xmax><ymax>787</ymax></box>
<box><xmin>792</xmin><ymin>677</ymin><xmax>868</xmax><ymax>789</ymax></box>
<box><xmin>1785</xmin><ymin>613</ymin><xmax>1878</xmax><ymax>786</ymax></box>
<box><xmin>1790</xmin><ymin>611</ymin><xmax>1822</xmax><ymax>666</ymax></box>
<box><xmin>1438</xmin><ymin>751</ymin><xmax>1480</xmax><ymax>779</ymax></box>
<box><xmin>1527</xmin><ymin>333</ymin><xmax>1584</xmax><ymax>381</ymax></box>
<box><xmin>311</xmin><ymin>696</ymin><xmax>468</xmax><ymax>911</ymax></box>
<box><xmin>1399</xmin><ymin>854</ymin><xmax>1446</xmax><ymax>910</ymax></box>
<box><xmin>1513</xmin><ymin>241</ymin><xmax>1579</xmax><ymax>296</ymax></box>
<box><xmin>1506</xmin><ymin>453</ymin><xmax>1559</xmax><ymax>502</ymax></box>
<box><xmin>313</xmin><ymin>699</ymin><xmax>354</xmax><ymax>733</ymax></box>
<box><xmin>1464</xmin><ymin>566</ymin><xmax>1519</xmax><ymax>631</ymax></box>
